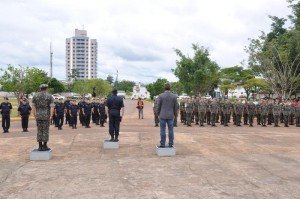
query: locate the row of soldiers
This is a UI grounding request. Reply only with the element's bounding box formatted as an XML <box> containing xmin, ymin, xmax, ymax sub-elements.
<box><xmin>153</xmin><ymin>97</ymin><xmax>300</xmax><ymax>127</ymax></box>
<box><xmin>51</xmin><ymin>97</ymin><xmax>107</xmax><ymax>129</ymax></box>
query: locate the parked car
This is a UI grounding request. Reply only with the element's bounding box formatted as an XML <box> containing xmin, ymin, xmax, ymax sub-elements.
<box><xmin>52</xmin><ymin>94</ymin><xmax>65</xmax><ymax>100</ymax></box>
<box><xmin>117</xmin><ymin>90</ymin><xmax>126</xmax><ymax>99</ymax></box>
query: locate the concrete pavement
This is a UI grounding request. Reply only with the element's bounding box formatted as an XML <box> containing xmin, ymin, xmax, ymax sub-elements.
<box><xmin>0</xmin><ymin>99</ymin><xmax>299</xmax><ymax>199</ymax></box>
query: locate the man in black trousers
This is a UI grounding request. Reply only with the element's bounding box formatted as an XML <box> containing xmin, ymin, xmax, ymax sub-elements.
<box><xmin>0</xmin><ymin>97</ymin><xmax>13</xmax><ymax>133</ymax></box>
<box><xmin>18</xmin><ymin>97</ymin><xmax>32</xmax><ymax>132</ymax></box>
<box><xmin>105</xmin><ymin>89</ymin><xmax>125</xmax><ymax>142</ymax></box>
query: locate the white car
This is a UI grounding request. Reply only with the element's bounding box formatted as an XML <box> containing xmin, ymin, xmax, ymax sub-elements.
<box><xmin>52</xmin><ymin>94</ymin><xmax>65</xmax><ymax>100</ymax></box>
<box><xmin>178</xmin><ymin>95</ymin><xmax>189</xmax><ymax>100</ymax></box>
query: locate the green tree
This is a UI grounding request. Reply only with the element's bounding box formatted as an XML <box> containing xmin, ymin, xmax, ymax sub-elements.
<box><xmin>173</xmin><ymin>44</ymin><xmax>220</xmax><ymax>96</ymax></box>
<box><xmin>72</xmin><ymin>79</ymin><xmax>112</xmax><ymax>97</ymax></box>
<box><xmin>48</xmin><ymin>78</ymin><xmax>66</xmax><ymax>94</ymax></box>
<box><xmin>219</xmin><ymin>80</ymin><xmax>236</xmax><ymax>96</ymax></box>
<box><xmin>118</xmin><ymin>80</ymin><xmax>135</xmax><ymax>93</ymax></box>
<box><xmin>106</xmin><ymin>75</ymin><xmax>114</xmax><ymax>84</ymax></box>
<box><xmin>23</xmin><ymin>67</ymin><xmax>48</xmax><ymax>94</ymax></box>
<box><xmin>146</xmin><ymin>78</ymin><xmax>168</xmax><ymax>99</ymax></box>
<box><xmin>171</xmin><ymin>81</ymin><xmax>184</xmax><ymax>95</ymax></box>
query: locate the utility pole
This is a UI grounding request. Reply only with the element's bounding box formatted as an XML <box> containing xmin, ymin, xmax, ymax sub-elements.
<box><xmin>115</xmin><ymin>69</ymin><xmax>119</xmax><ymax>89</ymax></box>
<box><xmin>50</xmin><ymin>42</ymin><xmax>53</xmax><ymax>78</ymax></box>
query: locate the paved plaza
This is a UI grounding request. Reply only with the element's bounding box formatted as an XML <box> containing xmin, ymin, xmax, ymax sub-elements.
<box><xmin>0</xmin><ymin>100</ymin><xmax>299</xmax><ymax>199</ymax></box>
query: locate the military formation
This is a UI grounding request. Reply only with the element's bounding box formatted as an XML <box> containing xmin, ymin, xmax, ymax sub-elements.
<box><xmin>51</xmin><ymin>97</ymin><xmax>108</xmax><ymax>129</ymax></box>
<box><xmin>153</xmin><ymin>97</ymin><xmax>300</xmax><ymax>128</ymax></box>
<box><xmin>0</xmin><ymin>96</ymin><xmax>108</xmax><ymax>134</ymax></box>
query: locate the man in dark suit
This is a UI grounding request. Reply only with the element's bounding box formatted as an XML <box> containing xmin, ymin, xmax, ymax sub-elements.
<box><xmin>156</xmin><ymin>82</ymin><xmax>178</xmax><ymax>148</ymax></box>
<box><xmin>105</xmin><ymin>89</ymin><xmax>125</xmax><ymax>142</ymax></box>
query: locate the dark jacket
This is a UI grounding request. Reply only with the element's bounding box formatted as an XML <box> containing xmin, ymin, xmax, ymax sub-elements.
<box><xmin>157</xmin><ymin>91</ymin><xmax>177</xmax><ymax>119</ymax></box>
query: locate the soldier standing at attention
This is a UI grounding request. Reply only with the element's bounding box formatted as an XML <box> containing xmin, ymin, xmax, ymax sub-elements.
<box><xmin>92</xmin><ymin>98</ymin><xmax>100</xmax><ymax>125</ymax></box>
<box><xmin>64</xmin><ymin>97</ymin><xmax>71</xmax><ymax>126</ymax></box>
<box><xmin>153</xmin><ymin>98</ymin><xmax>159</xmax><ymax>127</ymax></box>
<box><xmin>83</xmin><ymin>98</ymin><xmax>92</xmax><ymax>128</ymax></box>
<box><xmin>31</xmin><ymin>84</ymin><xmax>54</xmax><ymax>151</ymax></box>
<box><xmin>282</xmin><ymin>100</ymin><xmax>292</xmax><ymax>127</ymax></box>
<box><xmin>206</xmin><ymin>99</ymin><xmax>211</xmax><ymax>125</ymax></box>
<box><xmin>54</xmin><ymin>97</ymin><xmax>65</xmax><ymax>130</ymax></box>
<box><xmin>223</xmin><ymin>99</ymin><xmax>232</xmax><ymax>127</ymax></box>
<box><xmin>219</xmin><ymin>99</ymin><xmax>225</xmax><ymax>125</ymax></box>
<box><xmin>105</xmin><ymin>89</ymin><xmax>125</xmax><ymax>142</ymax></box>
<box><xmin>18</xmin><ymin>97</ymin><xmax>32</xmax><ymax>132</ymax></box>
<box><xmin>185</xmin><ymin>98</ymin><xmax>193</xmax><ymax>127</ymax></box>
<box><xmin>290</xmin><ymin>99</ymin><xmax>297</xmax><ymax>125</ymax></box>
<box><xmin>69</xmin><ymin>99</ymin><xmax>79</xmax><ymax>129</ymax></box>
<box><xmin>210</xmin><ymin>98</ymin><xmax>219</xmax><ymax>127</ymax></box>
<box><xmin>198</xmin><ymin>98</ymin><xmax>207</xmax><ymax>127</ymax></box>
<box><xmin>261</xmin><ymin>100</ymin><xmax>269</xmax><ymax>127</ymax></box>
<box><xmin>98</xmin><ymin>98</ymin><xmax>106</xmax><ymax>127</ymax></box>
<box><xmin>267</xmin><ymin>99</ymin><xmax>274</xmax><ymax>125</ymax></box>
<box><xmin>193</xmin><ymin>97</ymin><xmax>200</xmax><ymax>125</ymax></box>
<box><xmin>273</xmin><ymin>99</ymin><xmax>282</xmax><ymax>127</ymax></box>
<box><xmin>0</xmin><ymin>97</ymin><xmax>13</xmax><ymax>133</ymax></box>
<box><xmin>247</xmin><ymin>100</ymin><xmax>256</xmax><ymax>127</ymax></box>
<box><xmin>255</xmin><ymin>100</ymin><xmax>262</xmax><ymax>125</ymax></box>
<box><xmin>295</xmin><ymin>100</ymin><xmax>300</xmax><ymax>127</ymax></box>
<box><xmin>234</xmin><ymin>100</ymin><xmax>244</xmax><ymax>127</ymax></box>
<box><xmin>52</xmin><ymin>97</ymin><xmax>58</xmax><ymax>127</ymax></box>
<box><xmin>243</xmin><ymin>100</ymin><xmax>249</xmax><ymax>125</ymax></box>
<box><xmin>179</xmin><ymin>99</ymin><xmax>185</xmax><ymax>123</ymax></box>
<box><xmin>136</xmin><ymin>98</ymin><xmax>144</xmax><ymax>119</ymax></box>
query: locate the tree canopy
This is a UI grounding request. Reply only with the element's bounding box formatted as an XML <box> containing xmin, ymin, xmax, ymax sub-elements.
<box><xmin>72</xmin><ymin>79</ymin><xmax>112</xmax><ymax>97</ymax></box>
<box><xmin>173</xmin><ymin>44</ymin><xmax>220</xmax><ymax>96</ymax></box>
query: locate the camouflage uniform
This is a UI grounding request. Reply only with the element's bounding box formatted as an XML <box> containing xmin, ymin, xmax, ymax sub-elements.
<box><xmin>206</xmin><ymin>100</ymin><xmax>211</xmax><ymax>125</ymax></box>
<box><xmin>179</xmin><ymin>101</ymin><xmax>186</xmax><ymax>124</ymax></box>
<box><xmin>210</xmin><ymin>101</ymin><xmax>219</xmax><ymax>126</ymax></box>
<box><xmin>234</xmin><ymin>102</ymin><xmax>244</xmax><ymax>126</ymax></box>
<box><xmin>32</xmin><ymin>91</ymin><xmax>54</xmax><ymax>142</ymax></box>
<box><xmin>153</xmin><ymin>100</ymin><xmax>159</xmax><ymax>127</ymax></box>
<box><xmin>223</xmin><ymin>102</ymin><xmax>232</xmax><ymax>126</ymax></box>
<box><xmin>247</xmin><ymin>103</ymin><xmax>256</xmax><ymax>126</ymax></box>
<box><xmin>198</xmin><ymin>101</ymin><xmax>207</xmax><ymax>126</ymax></box>
<box><xmin>185</xmin><ymin>102</ymin><xmax>193</xmax><ymax>126</ymax></box>
<box><xmin>267</xmin><ymin>103</ymin><xmax>274</xmax><ymax>125</ymax></box>
<box><xmin>273</xmin><ymin>104</ymin><xmax>282</xmax><ymax>127</ymax></box>
<box><xmin>243</xmin><ymin>102</ymin><xmax>249</xmax><ymax>125</ymax></box>
<box><xmin>219</xmin><ymin>100</ymin><xmax>225</xmax><ymax>125</ymax></box>
<box><xmin>282</xmin><ymin>104</ymin><xmax>293</xmax><ymax>127</ymax></box>
<box><xmin>193</xmin><ymin>100</ymin><xmax>199</xmax><ymax>125</ymax></box>
<box><xmin>261</xmin><ymin>103</ymin><xmax>269</xmax><ymax>127</ymax></box>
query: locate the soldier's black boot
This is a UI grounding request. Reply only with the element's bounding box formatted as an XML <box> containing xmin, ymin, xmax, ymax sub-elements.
<box><xmin>114</xmin><ymin>136</ymin><xmax>119</xmax><ymax>142</ymax></box>
<box><xmin>110</xmin><ymin>134</ymin><xmax>114</xmax><ymax>141</ymax></box>
<box><xmin>38</xmin><ymin>142</ymin><xmax>43</xmax><ymax>151</ymax></box>
<box><xmin>43</xmin><ymin>142</ymin><xmax>51</xmax><ymax>151</ymax></box>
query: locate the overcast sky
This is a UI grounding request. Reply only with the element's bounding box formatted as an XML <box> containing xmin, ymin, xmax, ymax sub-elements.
<box><xmin>0</xmin><ymin>0</ymin><xmax>291</xmax><ymax>83</ymax></box>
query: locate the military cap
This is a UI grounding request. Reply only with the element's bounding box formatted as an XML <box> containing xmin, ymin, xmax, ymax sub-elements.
<box><xmin>40</xmin><ymin>84</ymin><xmax>48</xmax><ymax>89</ymax></box>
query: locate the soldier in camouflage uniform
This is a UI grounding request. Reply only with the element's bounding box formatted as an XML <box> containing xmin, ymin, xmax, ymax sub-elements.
<box><xmin>222</xmin><ymin>99</ymin><xmax>232</xmax><ymax>127</ymax></box>
<box><xmin>153</xmin><ymin>98</ymin><xmax>159</xmax><ymax>127</ymax></box>
<box><xmin>179</xmin><ymin>99</ymin><xmax>186</xmax><ymax>124</ymax></box>
<box><xmin>247</xmin><ymin>100</ymin><xmax>256</xmax><ymax>127</ymax></box>
<box><xmin>295</xmin><ymin>101</ymin><xmax>300</xmax><ymax>127</ymax></box>
<box><xmin>261</xmin><ymin>100</ymin><xmax>269</xmax><ymax>127</ymax></box>
<box><xmin>255</xmin><ymin>100</ymin><xmax>262</xmax><ymax>125</ymax></box>
<box><xmin>193</xmin><ymin>97</ymin><xmax>200</xmax><ymax>125</ymax></box>
<box><xmin>282</xmin><ymin>100</ymin><xmax>293</xmax><ymax>127</ymax></box>
<box><xmin>243</xmin><ymin>100</ymin><xmax>249</xmax><ymax>125</ymax></box>
<box><xmin>210</xmin><ymin>98</ymin><xmax>219</xmax><ymax>127</ymax></box>
<box><xmin>280</xmin><ymin>101</ymin><xmax>285</xmax><ymax>123</ymax></box>
<box><xmin>185</xmin><ymin>98</ymin><xmax>193</xmax><ymax>127</ymax></box>
<box><xmin>219</xmin><ymin>99</ymin><xmax>225</xmax><ymax>125</ymax></box>
<box><xmin>32</xmin><ymin>84</ymin><xmax>54</xmax><ymax>151</ymax></box>
<box><xmin>273</xmin><ymin>100</ymin><xmax>282</xmax><ymax>127</ymax></box>
<box><xmin>206</xmin><ymin>99</ymin><xmax>211</xmax><ymax>125</ymax></box>
<box><xmin>232</xmin><ymin>100</ymin><xmax>237</xmax><ymax>125</ymax></box>
<box><xmin>234</xmin><ymin>100</ymin><xmax>244</xmax><ymax>126</ymax></box>
<box><xmin>267</xmin><ymin>99</ymin><xmax>274</xmax><ymax>125</ymax></box>
<box><xmin>290</xmin><ymin>99</ymin><xmax>297</xmax><ymax>125</ymax></box>
<box><xmin>198</xmin><ymin>98</ymin><xmax>207</xmax><ymax>126</ymax></box>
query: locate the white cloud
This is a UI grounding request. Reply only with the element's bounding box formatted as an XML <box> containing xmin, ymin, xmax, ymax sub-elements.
<box><xmin>0</xmin><ymin>0</ymin><xmax>291</xmax><ymax>83</ymax></box>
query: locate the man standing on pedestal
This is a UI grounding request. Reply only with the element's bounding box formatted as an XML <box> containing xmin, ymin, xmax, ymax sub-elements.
<box><xmin>156</xmin><ymin>82</ymin><xmax>177</xmax><ymax>148</ymax></box>
<box><xmin>105</xmin><ymin>89</ymin><xmax>125</xmax><ymax>142</ymax></box>
<box><xmin>32</xmin><ymin>84</ymin><xmax>54</xmax><ymax>151</ymax></box>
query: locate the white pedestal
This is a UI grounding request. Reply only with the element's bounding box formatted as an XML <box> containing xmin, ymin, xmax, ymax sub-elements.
<box><xmin>103</xmin><ymin>139</ymin><xmax>119</xmax><ymax>149</ymax></box>
<box><xmin>30</xmin><ymin>149</ymin><xmax>52</xmax><ymax>161</ymax></box>
<box><xmin>156</xmin><ymin>146</ymin><xmax>176</xmax><ymax>157</ymax></box>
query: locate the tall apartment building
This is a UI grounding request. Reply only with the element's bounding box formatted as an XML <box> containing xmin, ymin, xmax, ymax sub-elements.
<box><xmin>66</xmin><ymin>29</ymin><xmax>97</xmax><ymax>80</ymax></box>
